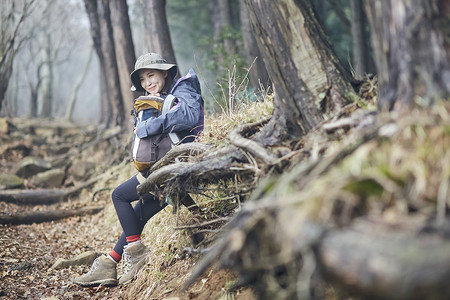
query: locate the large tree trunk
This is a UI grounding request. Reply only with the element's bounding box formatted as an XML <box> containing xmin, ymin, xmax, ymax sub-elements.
<box><xmin>110</xmin><ymin>0</ymin><xmax>136</xmax><ymax>123</ymax></box>
<box><xmin>98</xmin><ymin>0</ymin><xmax>124</xmax><ymax>127</ymax></box>
<box><xmin>365</xmin><ymin>0</ymin><xmax>450</xmax><ymax>110</ymax></box>
<box><xmin>84</xmin><ymin>0</ymin><xmax>109</xmax><ymax>124</ymax></box>
<box><xmin>244</xmin><ymin>0</ymin><xmax>357</xmax><ymax>143</ymax></box>
<box><xmin>84</xmin><ymin>0</ymin><xmax>125</xmax><ymax>127</ymax></box>
<box><xmin>239</xmin><ymin>0</ymin><xmax>270</xmax><ymax>90</ymax></box>
<box><xmin>140</xmin><ymin>0</ymin><xmax>177</xmax><ymax>65</ymax></box>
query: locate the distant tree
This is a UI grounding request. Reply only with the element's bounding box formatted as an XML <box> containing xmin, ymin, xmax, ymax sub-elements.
<box><xmin>212</xmin><ymin>0</ymin><xmax>237</xmax><ymax>63</ymax></box>
<box><xmin>139</xmin><ymin>0</ymin><xmax>177</xmax><ymax>65</ymax></box>
<box><xmin>39</xmin><ymin>30</ymin><xmax>54</xmax><ymax>118</ymax></box>
<box><xmin>21</xmin><ymin>43</ymin><xmax>45</xmax><ymax>118</ymax></box>
<box><xmin>350</xmin><ymin>0</ymin><xmax>369</xmax><ymax>78</ymax></box>
<box><xmin>110</xmin><ymin>0</ymin><xmax>136</xmax><ymax>119</ymax></box>
<box><xmin>366</xmin><ymin>0</ymin><xmax>450</xmax><ymax>110</ymax></box>
<box><xmin>239</xmin><ymin>0</ymin><xmax>270</xmax><ymax>90</ymax></box>
<box><xmin>84</xmin><ymin>0</ymin><xmax>124</xmax><ymax>127</ymax></box>
<box><xmin>65</xmin><ymin>46</ymin><xmax>93</xmax><ymax>121</ymax></box>
<box><xmin>0</xmin><ymin>0</ymin><xmax>35</xmax><ymax>114</ymax></box>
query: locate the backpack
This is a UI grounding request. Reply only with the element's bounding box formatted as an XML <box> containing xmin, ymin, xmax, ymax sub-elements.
<box><xmin>132</xmin><ymin>95</ymin><xmax>179</xmax><ymax>175</ymax></box>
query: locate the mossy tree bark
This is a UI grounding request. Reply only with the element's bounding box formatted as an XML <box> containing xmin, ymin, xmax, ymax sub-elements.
<box><xmin>244</xmin><ymin>0</ymin><xmax>358</xmax><ymax>144</ymax></box>
<box><xmin>365</xmin><ymin>0</ymin><xmax>450</xmax><ymax>110</ymax></box>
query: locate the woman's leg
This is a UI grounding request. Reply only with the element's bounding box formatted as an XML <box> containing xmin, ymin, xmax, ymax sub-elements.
<box><xmin>109</xmin><ymin>175</ymin><xmax>167</xmax><ymax>260</ymax></box>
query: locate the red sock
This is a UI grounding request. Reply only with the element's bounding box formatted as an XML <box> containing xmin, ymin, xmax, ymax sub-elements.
<box><xmin>109</xmin><ymin>250</ymin><xmax>121</xmax><ymax>263</ymax></box>
<box><xmin>126</xmin><ymin>234</ymin><xmax>141</xmax><ymax>243</ymax></box>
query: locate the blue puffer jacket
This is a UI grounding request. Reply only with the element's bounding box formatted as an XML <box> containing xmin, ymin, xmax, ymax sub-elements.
<box><xmin>135</xmin><ymin>68</ymin><xmax>204</xmax><ymax>143</ymax></box>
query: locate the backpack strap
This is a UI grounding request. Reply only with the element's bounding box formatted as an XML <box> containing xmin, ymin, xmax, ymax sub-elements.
<box><xmin>162</xmin><ymin>95</ymin><xmax>180</xmax><ymax>146</ymax></box>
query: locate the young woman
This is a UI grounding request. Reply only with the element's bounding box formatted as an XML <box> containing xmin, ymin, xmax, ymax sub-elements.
<box><xmin>73</xmin><ymin>53</ymin><xmax>204</xmax><ymax>287</ymax></box>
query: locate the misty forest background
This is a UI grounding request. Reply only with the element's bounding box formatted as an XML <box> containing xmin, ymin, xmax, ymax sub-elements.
<box><xmin>1</xmin><ymin>0</ymin><xmax>371</xmax><ymax>125</ymax></box>
<box><xmin>3</xmin><ymin>0</ymin><xmax>450</xmax><ymax>299</ymax></box>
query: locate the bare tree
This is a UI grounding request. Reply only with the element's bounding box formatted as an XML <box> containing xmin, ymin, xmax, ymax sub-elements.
<box><xmin>0</xmin><ymin>0</ymin><xmax>35</xmax><ymax>114</ymax></box>
<box><xmin>139</xmin><ymin>0</ymin><xmax>177</xmax><ymax>65</ymax></box>
<box><xmin>65</xmin><ymin>46</ymin><xmax>94</xmax><ymax>121</ymax></box>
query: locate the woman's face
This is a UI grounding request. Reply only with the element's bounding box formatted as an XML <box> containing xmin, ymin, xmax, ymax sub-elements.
<box><xmin>139</xmin><ymin>69</ymin><xmax>168</xmax><ymax>95</ymax></box>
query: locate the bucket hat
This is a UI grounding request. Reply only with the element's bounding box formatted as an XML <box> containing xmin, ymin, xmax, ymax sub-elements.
<box><xmin>130</xmin><ymin>53</ymin><xmax>177</xmax><ymax>92</ymax></box>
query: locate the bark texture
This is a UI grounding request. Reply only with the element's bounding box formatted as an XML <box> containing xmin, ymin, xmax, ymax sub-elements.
<box><xmin>244</xmin><ymin>0</ymin><xmax>357</xmax><ymax>143</ymax></box>
<box><xmin>110</xmin><ymin>0</ymin><xmax>136</xmax><ymax>119</ymax></box>
<box><xmin>84</xmin><ymin>0</ymin><xmax>125</xmax><ymax>127</ymax></box>
<box><xmin>365</xmin><ymin>0</ymin><xmax>450</xmax><ymax>110</ymax></box>
<box><xmin>140</xmin><ymin>0</ymin><xmax>177</xmax><ymax>65</ymax></box>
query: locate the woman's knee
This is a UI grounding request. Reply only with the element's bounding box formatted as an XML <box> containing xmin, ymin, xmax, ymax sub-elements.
<box><xmin>112</xmin><ymin>177</ymin><xmax>138</xmax><ymax>204</ymax></box>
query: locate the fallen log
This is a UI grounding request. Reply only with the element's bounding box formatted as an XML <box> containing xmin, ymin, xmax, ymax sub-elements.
<box><xmin>0</xmin><ymin>206</ymin><xmax>103</xmax><ymax>225</ymax></box>
<box><xmin>0</xmin><ymin>189</ymin><xmax>68</xmax><ymax>205</ymax></box>
<box><xmin>0</xmin><ymin>161</ymin><xmax>127</xmax><ymax>205</ymax></box>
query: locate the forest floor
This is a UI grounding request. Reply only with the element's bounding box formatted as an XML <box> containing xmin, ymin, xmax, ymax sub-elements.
<box><xmin>0</xmin><ymin>119</ymin><xmax>255</xmax><ymax>300</ymax></box>
<box><xmin>0</xmin><ymin>163</ymin><xmax>253</xmax><ymax>300</ymax></box>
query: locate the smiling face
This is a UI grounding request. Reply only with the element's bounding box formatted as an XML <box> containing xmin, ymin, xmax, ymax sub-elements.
<box><xmin>139</xmin><ymin>69</ymin><xmax>168</xmax><ymax>95</ymax></box>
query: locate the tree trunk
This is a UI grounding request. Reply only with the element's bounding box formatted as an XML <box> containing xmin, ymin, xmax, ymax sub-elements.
<box><xmin>65</xmin><ymin>46</ymin><xmax>94</xmax><ymax>121</ymax></box>
<box><xmin>98</xmin><ymin>0</ymin><xmax>124</xmax><ymax>127</ymax></box>
<box><xmin>0</xmin><ymin>0</ymin><xmax>33</xmax><ymax>114</ymax></box>
<box><xmin>365</xmin><ymin>0</ymin><xmax>450</xmax><ymax>110</ymax></box>
<box><xmin>140</xmin><ymin>0</ymin><xmax>177</xmax><ymax>65</ymax></box>
<box><xmin>239</xmin><ymin>0</ymin><xmax>270</xmax><ymax>89</ymax></box>
<box><xmin>84</xmin><ymin>0</ymin><xmax>125</xmax><ymax>127</ymax></box>
<box><xmin>244</xmin><ymin>0</ymin><xmax>357</xmax><ymax>143</ymax></box>
<box><xmin>350</xmin><ymin>0</ymin><xmax>368</xmax><ymax>79</ymax></box>
<box><xmin>84</xmin><ymin>0</ymin><xmax>109</xmax><ymax>124</ymax></box>
<box><xmin>40</xmin><ymin>33</ymin><xmax>54</xmax><ymax>119</ymax></box>
<box><xmin>110</xmin><ymin>0</ymin><xmax>136</xmax><ymax>122</ymax></box>
<box><xmin>211</xmin><ymin>0</ymin><xmax>237</xmax><ymax>64</ymax></box>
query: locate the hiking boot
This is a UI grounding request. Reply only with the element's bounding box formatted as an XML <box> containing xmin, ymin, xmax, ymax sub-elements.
<box><xmin>72</xmin><ymin>256</ymin><xmax>118</xmax><ymax>287</ymax></box>
<box><xmin>119</xmin><ymin>243</ymin><xmax>149</xmax><ymax>285</ymax></box>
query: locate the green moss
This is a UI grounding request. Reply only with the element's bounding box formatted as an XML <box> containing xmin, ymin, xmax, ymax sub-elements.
<box><xmin>342</xmin><ymin>178</ymin><xmax>384</xmax><ymax>198</ymax></box>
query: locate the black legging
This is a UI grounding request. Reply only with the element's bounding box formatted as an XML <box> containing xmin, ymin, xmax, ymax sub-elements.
<box><xmin>111</xmin><ymin>175</ymin><xmax>167</xmax><ymax>257</ymax></box>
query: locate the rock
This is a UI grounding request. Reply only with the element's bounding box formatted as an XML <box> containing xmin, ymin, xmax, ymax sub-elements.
<box><xmin>0</xmin><ymin>174</ymin><xmax>24</xmax><ymax>189</ymax></box>
<box><xmin>0</xmin><ymin>118</ymin><xmax>16</xmax><ymax>134</ymax></box>
<box><xmin>51</xmin><ymin>251</ymin><xmax>98</xmax><ymax>270</ymax></box>
<box><xmin>33</xmin><ymin>169</ymin><xmax>65</xmax><ymax>188</ymax></box>
<box><xmin>69</xmin><ymin>159</ymin><xmax>94</xmax><ymax>181</ymax></box>
<box><xmin>14</xmin><ymin>157</ymin><xmax>52</xmax><ymax>178</ymax></box>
